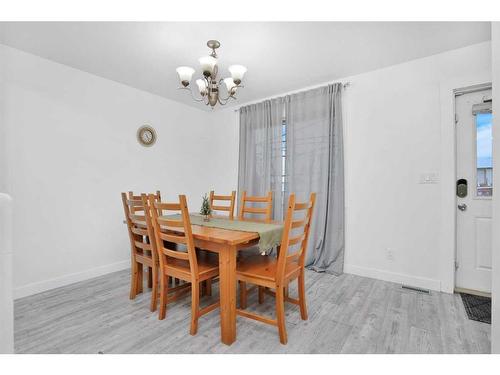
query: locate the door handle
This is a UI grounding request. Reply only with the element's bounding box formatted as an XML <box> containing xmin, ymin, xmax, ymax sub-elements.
<box><xmin>458</xmin><ymin>203</ymin><xmax>467</xmax><ymax>211</ymax></box>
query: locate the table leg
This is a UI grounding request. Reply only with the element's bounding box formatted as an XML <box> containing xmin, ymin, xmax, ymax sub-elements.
<box><xmin>218</xmin><ymin>245</ymin><xmax>237</xmax><ymax>345</ymax></box>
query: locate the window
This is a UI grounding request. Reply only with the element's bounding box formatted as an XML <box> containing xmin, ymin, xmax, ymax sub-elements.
<box><xmin>279</xmin><ymin>119</ymin><xmax>288</xmax><ymax>214</ymax></box>
<box><xmin>476</xmin><ymin>112</ymin><xmax>493</xmax><ymax>197</ymax></box>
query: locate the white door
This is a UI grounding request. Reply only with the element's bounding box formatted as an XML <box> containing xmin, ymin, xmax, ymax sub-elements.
<box><xmin>455</xmin><ymin>87</ymin><xmax>493</xmax><ymax>294</ymax></box>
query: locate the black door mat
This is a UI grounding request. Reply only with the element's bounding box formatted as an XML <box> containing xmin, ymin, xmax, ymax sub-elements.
<box><xmin>460</xmin><ymin>293</ymin><xmax>491</xmax><ymax>324</ymax></box>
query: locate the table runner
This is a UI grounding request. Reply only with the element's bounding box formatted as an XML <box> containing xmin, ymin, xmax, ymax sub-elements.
<box><xmin>161</xmin><ymin>214</ymin><xmax>283</xmax><ymax>253</ymax></box>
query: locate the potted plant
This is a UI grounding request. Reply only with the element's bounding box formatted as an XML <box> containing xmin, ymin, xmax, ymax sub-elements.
<box><xmin>200</xmin><ymin>194</ymin><xmax>211</xmax><ymax>221</ymax></box>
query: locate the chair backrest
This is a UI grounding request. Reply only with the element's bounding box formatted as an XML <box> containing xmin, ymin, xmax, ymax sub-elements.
<box><xmin>275</xmin><ymin>193</ymin><xmax>316</xmax><ymax>285</ymax></box>
<box><xmin>148</xmin><ymin>194</ymin><xmax>199</xmax><ymax>276</ymax></box>
<box><xmin>238</xmin><ymin>191</ymin><xmax>273</xmax><ymax>223</ymax></box>
<box><xmin>121</xmin><ymin>192</ymin><xmax>158</xmax><ymax>261</ymax></box>
<box><xmin>209</xmin><ymin>190</ymin><xmax>236</xmax><ymax>219</ymax></box>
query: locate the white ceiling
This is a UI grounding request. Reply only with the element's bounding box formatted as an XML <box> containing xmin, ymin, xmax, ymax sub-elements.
<box><xmin>0</xmin><ymin>22</ymin><xmax>491</xmax><ymax>110</ymax></box>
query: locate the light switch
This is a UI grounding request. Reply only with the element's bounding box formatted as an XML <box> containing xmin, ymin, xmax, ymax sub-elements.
<box><xmin>419</xmin><ymin>172</ymin><xmax>439</xmax><ymax>184</ymax></box>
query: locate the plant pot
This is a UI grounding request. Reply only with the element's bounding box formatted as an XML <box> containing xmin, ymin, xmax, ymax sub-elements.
<box><xmin>203</xmin><ymin>215</ymin><xmax>210</xmax><ymax>222</ymax></box>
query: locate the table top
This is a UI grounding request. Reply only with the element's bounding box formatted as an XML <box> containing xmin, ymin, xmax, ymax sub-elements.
<box><xmin>161</xmin><ymin>214</ymin><xmax>282</xmax><ymax>246</ymax></box>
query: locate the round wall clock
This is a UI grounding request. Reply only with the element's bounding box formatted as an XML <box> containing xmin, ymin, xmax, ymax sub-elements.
<box><xmin>137</xmin><ymin>125</ymin><xmax>157</xmax><ymax>147</ymax></box>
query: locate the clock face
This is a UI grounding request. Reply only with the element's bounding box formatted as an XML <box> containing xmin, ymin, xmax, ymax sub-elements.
<box><xmin>137</xmin><ymin>125</ymin><xmax>156</xmax><ymax>147</ymax></box>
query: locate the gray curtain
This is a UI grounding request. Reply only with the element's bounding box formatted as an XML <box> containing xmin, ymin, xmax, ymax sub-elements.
<box><xmin>238</xmin><ymin>99</ymin><xmax>285</xmax><ymax>220</ymax></box>
<box><xmin>238</xmin><ymin>83</ymin><xmax>344</xmax><ymax>274</ymax></box>
<box><xmin>286</xmin><ymin>83</ymin><xmax>344</xmax><ymax>274</ymax></box>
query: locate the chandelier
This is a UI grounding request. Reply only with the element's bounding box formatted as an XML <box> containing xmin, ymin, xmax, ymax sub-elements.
<box><xmin>176</xmin><ymin>40</ymin><xmax>247</xmax><ymax>108</ymax></box>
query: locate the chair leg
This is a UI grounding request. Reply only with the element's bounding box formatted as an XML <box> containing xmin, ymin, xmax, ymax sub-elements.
<box><xmin>147</xmin><ymin>266</ymin><xmax>153</xmax><ymax>289</ymax></box>
<box><xmin>239</xmin><ymin>281</ymin><xmax>248</xmax><ymax>309</ymax></box>
<box><xmin>136</xmin><ymin>263</ymin><xmax>143</xmax><ymax>294</ymax></box>
<box><xmin>150</xmin><ymin>266</ymin><xmax>158</xmax><ymax>312</ymax></box>
<box><xmin>158</xmin><ymin>273</ymin><xmax>168</xmax><ymax>320</ymax></box>
<box><xmin>298</xmin><ymin>271</ymin><xmax>308</xmax><ymax>320</ymax></box>
<box><xmin>129</xmin><ymin>260</ymin><xmax>138</xmax><ymax>300</ymax></box>
<box><xmin>258</xmin><ymin>286</ymin><xmax>265</xmax><ymax>304</ymax></box>
<box><xmin>190</xmin><ymin>281</ymin><xmax>200</xmax><ymax>335</ymax></box>
<box><xmin>276</xmin><ymin>286</ymin><xmax>288</xmax><ymax>345</ymax></box>
<box><xmin>205</xmin><ymin>278</ymin><xmax>212</xmax><ymax>297</ymax></box>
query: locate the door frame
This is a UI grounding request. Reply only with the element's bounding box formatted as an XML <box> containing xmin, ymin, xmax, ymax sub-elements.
<box><xmin>438</xmin><ymin>76</ymin><xmax>492</xmax><ymax>294</ymax></box>
<box><xmin>453</xmin><ymin>82</ymin><xmax>493</xmax><ymax>294</ymax></box>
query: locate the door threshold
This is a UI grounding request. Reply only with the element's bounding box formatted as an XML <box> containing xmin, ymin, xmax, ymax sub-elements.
<box><xmin>454</xmin><ymin>287</ymin><xmax>491</xmax><ymax>298</ymax></box>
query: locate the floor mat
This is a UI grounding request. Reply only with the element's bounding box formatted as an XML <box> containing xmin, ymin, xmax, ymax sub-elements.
<box><xmin>460</xmin><ymin>293</ymin><xmax>491</xmax><ymax>324</ymax></box>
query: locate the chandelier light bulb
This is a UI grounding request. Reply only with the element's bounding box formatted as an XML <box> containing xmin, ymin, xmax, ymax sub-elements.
<box><xmin>196</xmin><ymin>79</ymin><xmax>208</xmax><ymax>96</ymax></box>
<box><xmin>199</xmin><ymin>56</ymin><xmax>217</xmax><ymax>77</ymax></box>
<box><xmin>228</xmin><ymin>65</ymin><xmax>247</xmax><ymax>85</ymax></box>
<box><xmin>176</xmin><ymin>66</ymin><xmax>195</xmax><ymax>87</ymax></box>
<box><xmin>224</xmin><ymin>77</ymin><xmax>237</xmax><ymax>95</ymax></box>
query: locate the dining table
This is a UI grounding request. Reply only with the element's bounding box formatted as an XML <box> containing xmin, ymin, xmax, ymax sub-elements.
<box><xmin>162</xmin><ymin>214</ymin><xmax>283</xmax><ymax>346</ymax></box>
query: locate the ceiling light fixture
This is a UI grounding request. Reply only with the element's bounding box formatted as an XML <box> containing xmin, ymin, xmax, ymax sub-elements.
<box><xmin>176</xmin><ymin>40</ymin><xmax>247</xmax><ymax>108</ymax></box>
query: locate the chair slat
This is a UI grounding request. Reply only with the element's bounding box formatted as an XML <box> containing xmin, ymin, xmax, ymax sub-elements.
<box><xmin>162</xmin><ymin>248</ymin><xmax>189</xmax><ymax>260</ymax></box>
<box><xmin>127</xmin><ymin>199</ymin><xmax>143</xmax><ymax>206</ymax></box>
<box><xmin>242</xmin><ymin>207</ymin><xmax>267</xmax><ymax>214</ymax></box>
<box><xmin>155</xmin><ymin>202</ymin><xmax>181</xmax><ymax>211</ymax></box>
<box><xmin>134</xmin><ymin>240</ymin><xmax>152</xmax><ymax>251</ymax></box>
<box><xmin>286</xmin><ymin>251</ymin><xmax>301</xmax><ymax>261</ymax></box>
<box><xmin>131</xmin><ymin>227</ymin><xmax>148</xmax><ymax>236</ymax></box>
<box><xmin>157</xmin><ymin>217</ymin><xmax>184</xmax><ymax>227</ymax></box>
<box><xmin>212</xmin><ymin>205</ymin><xmax>231</xmax><ymax>211</ymax></box>
<box><xmin>245</xmin><ymin>196</ymin><xmax>270</xmax><ymax>203</ymax></box>
<box><xmin>294</xmin><ymin>202</ymin><xmax>311</xmax><ymax>211</ymax></box>
<box><xmin>159</xmin><ymin>232</ymin><xmax>187</xmax><ymax>244</ymax></box>
<box><xmin>212</xmin><ymin>195</ymin><xmax>232</xmax><ymax>201</ymax></box>
<box><xmin>291</xmin><ymin>219</ymin><xmax>307</xmax><ymax>229</ymax></box>
<box><xmin>129</xmin><ymin>214</ymin><xmax>146</xmax><ymax>222</ymax></box>
<box><xmin>288</xmin><ymin>233</ymin><xmax>305</xmax><ymax>246</ymax></box>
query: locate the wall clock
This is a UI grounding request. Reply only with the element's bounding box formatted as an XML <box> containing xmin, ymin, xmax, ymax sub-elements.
<box><xmin>137</xmin><ymin>125</ymin><xmax>157</xmax><ymax>147</ymax></box>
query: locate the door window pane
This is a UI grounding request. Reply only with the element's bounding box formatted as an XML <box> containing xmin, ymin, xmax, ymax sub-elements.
<box><xmin>476</xmin><ymin>112</ymin><xmax>493</xmax><ymax>197</ymax></box>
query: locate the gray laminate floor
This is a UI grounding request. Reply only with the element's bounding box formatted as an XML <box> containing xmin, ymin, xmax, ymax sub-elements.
<box><xmin>14</xmin><ymin>270</ymin><xmax>491</xmax><ymax>353</ymax></box>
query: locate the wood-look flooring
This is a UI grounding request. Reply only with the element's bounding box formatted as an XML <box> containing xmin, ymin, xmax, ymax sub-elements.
<box><xmin>14</xmin><ymin>269</ymin><xmax>490</xmax><ymax>353</ymax></box>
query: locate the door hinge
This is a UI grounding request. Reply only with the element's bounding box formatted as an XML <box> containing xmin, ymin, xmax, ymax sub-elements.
<box><xmin>455</xmin><ymin>114</ymin><xmax>459</xmax><ymax>124</ymax></box>
<box><xmin>455</xmin><ymin>261</ymin><xmax>459</xmax><ymax>270</ymax></box>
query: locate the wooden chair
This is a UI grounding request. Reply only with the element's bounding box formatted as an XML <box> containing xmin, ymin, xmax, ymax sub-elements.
<box><xmin>236</xmin><ymin>193</ymin><xmax>316</xmax><ymax>344</ymax></box>
<box><xmin>148</xmin><ymin>194</ymin><xmax>220</xmax><ymax>335</ymax></box>
<box><xmin>121</xmin><ymin>191</ymin><xmax>161</xmax><ymax>312</ymax></box>
<box><xmin>237</xmin><ymin>191</ymin><xmax>273</xmax><ymax>308</ymax></box>
<box><xmin>238</xmin><ymin>191</ymin><xmax>273</xmax><ymax>223</ymax></box>
<box><xmin>209</xmin><ymin>190</ymin><xmax>236</xmax><ymax>219</ymax></box>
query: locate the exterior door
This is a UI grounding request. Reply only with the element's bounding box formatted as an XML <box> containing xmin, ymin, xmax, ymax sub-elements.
<box><xmin>455</xmin><ymin>87</ymin><xmax>493</xmax><ymax>294</ymax></box>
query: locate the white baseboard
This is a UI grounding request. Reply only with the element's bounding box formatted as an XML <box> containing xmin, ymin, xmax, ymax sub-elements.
<box><xmin>344</xmin><ymin>264</ymin><xmax>442</xmax><ymax>292</ymax></box>
<box><xmin>14</xmin><ymin>260</ymin><xmax>130</xmax><ymax>300</ymax></box>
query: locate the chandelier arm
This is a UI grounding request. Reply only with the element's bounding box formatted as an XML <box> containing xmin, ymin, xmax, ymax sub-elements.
<box><xmin>177</xmin><ymin>87</ymin><xmax>205</xmax><ymax>102</ymax></box>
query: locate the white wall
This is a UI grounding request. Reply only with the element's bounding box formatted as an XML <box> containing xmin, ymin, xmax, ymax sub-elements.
<box><xmin>212</xmin><ymin>42</ymin><xmax>492</xmax><ymax>293</ymax></box>
<box><xmin>1</xmin><ymin>44</ymin><xmax>234</xmax><ymax>298</ymax></box>
<box><xmin>0</xmin><ymin>193</ymin><xmax>14</xmax><ymax>353</ymax></box>
<box><xmin>491</xmin><ymin>23</ymin><xmax>500</xmax><ymax>354</ymax></box>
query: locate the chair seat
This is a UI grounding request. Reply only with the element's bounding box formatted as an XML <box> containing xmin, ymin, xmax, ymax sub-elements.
<box><xmin>165</xmin><ymin>251</ymin><xmax>219</xmax><ymax>279</ymax></box>
<box><xmin>236</xmin><ymin>255</ymin><xmax>300</xmax><ymax>283</ymax></box>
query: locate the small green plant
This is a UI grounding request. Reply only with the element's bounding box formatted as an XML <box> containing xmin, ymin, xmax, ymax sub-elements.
<box><xmin>200</xmin><ymin>194</ymin><xmax>211</xmax><ymax>219</ymax></box>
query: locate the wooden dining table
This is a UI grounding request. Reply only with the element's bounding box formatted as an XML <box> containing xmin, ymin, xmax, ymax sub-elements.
<box><xmin>188</xmin><ymin>223</ymin><xmax>261</xmax><ymax>345</ymax></box>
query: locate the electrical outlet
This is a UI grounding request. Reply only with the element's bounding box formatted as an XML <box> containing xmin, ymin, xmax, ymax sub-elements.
<box><xmin>386</xmin><ymin>248</ymin><xmax>394</xmax><ymax>261</ymax></box>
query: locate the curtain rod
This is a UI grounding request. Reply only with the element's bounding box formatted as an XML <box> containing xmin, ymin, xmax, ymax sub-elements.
<box><xmin>232</xmin><ymin>81</ymin><xmax>351</xmax><ymax>112</ymax></box>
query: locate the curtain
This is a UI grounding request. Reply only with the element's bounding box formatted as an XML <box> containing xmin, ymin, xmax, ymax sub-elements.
<box><xmin>238</xmin><ymin>99</ymin><xmax>285</xmax><ymax>221</ymax></box>
<box><xmin>286</xmin><ymin>83</ymin><xmax>344</xmax><ymax>274</ymax></box>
